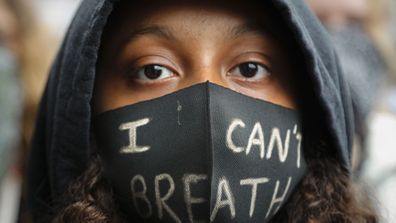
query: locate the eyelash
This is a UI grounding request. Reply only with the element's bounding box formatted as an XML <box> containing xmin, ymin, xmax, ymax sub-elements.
<box><xmin>128</xmin><ymin>61</ymin><xmax>271</xmax><ymax>84</ymax></box>
<box><xmin>128</xmin><ymin>63</ymin><xmax>177</xmax><ymax>84</ymax></box>
<box><xmin>228</xmin><ymin>62</ymin><xmax>271</xmax><ymax>81</ymax></box>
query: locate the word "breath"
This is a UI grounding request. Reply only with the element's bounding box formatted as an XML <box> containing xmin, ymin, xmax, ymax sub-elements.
<box><xmin>130</xmin><ymin>173</ymin><xmax>293</xmax><ymax>222</ymax></box>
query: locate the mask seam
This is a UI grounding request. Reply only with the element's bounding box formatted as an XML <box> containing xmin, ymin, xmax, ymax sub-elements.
<box><xmin>205</xmin><ymin>83</ymin><xmax>214</xmax><ymax>218</ymax></box>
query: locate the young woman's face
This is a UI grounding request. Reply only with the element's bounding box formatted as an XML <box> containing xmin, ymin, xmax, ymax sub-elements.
<box><xmin>94</xmin><ymin>0</ymin><xmax>296</xmax><ymax>113</ymax></box>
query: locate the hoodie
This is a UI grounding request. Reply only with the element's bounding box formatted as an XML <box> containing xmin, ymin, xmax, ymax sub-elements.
<box><xmin>27</xmin><ymin>0</ymin><xmax>354</xmax><ymax>220</ymax></box>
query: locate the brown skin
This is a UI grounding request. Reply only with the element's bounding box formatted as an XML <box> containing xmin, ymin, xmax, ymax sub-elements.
<box><xmin>52</xmin><ymin>1</ymin><xmax>379</xmax><ymax>222</ymax></box>
<box><xmin>94</xmin><ymin>0</ymin><xmax>297</xmax><ymax>114</ymax></box>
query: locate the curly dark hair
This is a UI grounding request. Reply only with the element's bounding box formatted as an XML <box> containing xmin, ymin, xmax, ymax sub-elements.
<box><xmin>50</xmin><ymin>147</ymin><xmax>377</xmax><ymax>223</ymax></box>
<box><xmin>50</xmin><ymin>1</ymin><xmax>378</xmax><ymax>221</ymax></box>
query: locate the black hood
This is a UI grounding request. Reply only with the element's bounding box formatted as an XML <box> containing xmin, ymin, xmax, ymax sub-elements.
<box><xmin>27</xmin><ymin>0</ymin><xmax>354</xmax><ymax>219</ymax></box>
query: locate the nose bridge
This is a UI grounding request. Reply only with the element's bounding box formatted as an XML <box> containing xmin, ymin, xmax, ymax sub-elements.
<box><xmin>196</xmin><ymin>66</ymin><xmax>222</xmax><ymax>83</ymax></box>
<box><xmin>185</xmin><ymin>65</ymin><xmax>227</xmax><ymax>88</ymax></box>
<box><xmin>179</xmin><ymin>43</ymin><xmax>228</xmax><ymax>88</ymax></box>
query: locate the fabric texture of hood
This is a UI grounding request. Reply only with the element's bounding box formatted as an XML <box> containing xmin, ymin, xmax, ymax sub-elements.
<box><xmin>27</xmin><ymin>0</ymin><xmax>354</xmax><ymax>220</ymax></box>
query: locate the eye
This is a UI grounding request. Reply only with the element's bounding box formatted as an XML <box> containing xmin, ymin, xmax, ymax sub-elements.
<box><xmin>228</xmin><ymin>62</ymin><xmax>270</xmax><ymax>81</ymax></box>
<box><xmin>133</xmin><ymin>64</ymin><xmax>175</xmax><ymax>82</ymax></box>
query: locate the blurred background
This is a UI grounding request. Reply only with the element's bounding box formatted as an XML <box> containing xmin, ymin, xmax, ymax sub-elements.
<box><xmin>0</xmin><ymin>0</ymin><xmax>81</xmax><ymax>222</ymax></box>
<box><xmin>0</xmin><ymin>0</ymin><xmax>395</xmax><ymax>222</ymax></box>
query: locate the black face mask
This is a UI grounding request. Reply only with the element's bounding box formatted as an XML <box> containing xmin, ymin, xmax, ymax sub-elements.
<box><xmin>94</xmin><ymin>82</ymin><xmax>307</xmax><ymax>223</ymax></box>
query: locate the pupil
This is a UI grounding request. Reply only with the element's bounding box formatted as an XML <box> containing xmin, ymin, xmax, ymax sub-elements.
<box><xmin>240</xmin><ymin>63</ymin><xmax>258</xmax><ymax>78</ymax></box>
<box><xmin>144</xmin><ymin>65</ymin><xmax>162</xmax><ymax>79</ymax></box>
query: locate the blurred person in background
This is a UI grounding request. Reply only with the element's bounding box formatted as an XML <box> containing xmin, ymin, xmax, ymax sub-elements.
<box><xmin>0</xmin><ymin>0</ymin><xmax>57</xmax><ymax>222</ymax></box>
<box><xmin>306</xmin><ymin>0</ymin><xmax>396</xmax><ymax>172</ymax></box>
<box><xmin>0</xmin><ymin>0</ymin><xmax>22</xmax><ymax>182</ymax></box>
<box><xmin>0</xmin><ymin>0</ymin><xmax>24</xmax><ymax>222</ymax></box>
<box><xmin>306</xmin><ymin>0</ymin><xmax>396</xmax><ymax>222</ymax></box>
<box><xmin>2</xmin><ymin>0</ymin><xmax>57</xmax><ymax>162</ymax></box>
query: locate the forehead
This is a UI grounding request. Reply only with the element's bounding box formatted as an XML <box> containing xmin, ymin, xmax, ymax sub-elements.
<box><xmin>105</xmin><ymin>0</ymin><xmax>282</xmax><ymax>43</ymax></box>
<box><xmin>116</xmin><ymin>0</ymin><xmax>265</xmax><ymax>12</ymax></box>
<box><xmin>110</xmin><ymin>0</ymin><xmax>276</xmax><ymax>26</ymax></box>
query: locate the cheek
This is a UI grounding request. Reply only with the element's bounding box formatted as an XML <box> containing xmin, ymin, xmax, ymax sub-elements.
<box><xmin>94</xmin><ymin>70</ymin><xmax>181</xmax><ymax>113</ymax></box>
<box><xmin>228</xmin><ymin>61</ymin><xmax>297</xmax><ymax>110</ymax></box>
<box><xmin>268</xmin><ymin>57</ymin><xmax>298</xmax><ymax>109</ymax></box>
<box><xmin>94</xmin><ymin>71</ymin><xmax>297</xmax><ymax>114</ymax></box>
<box><xmin>94</xmin><ymin>66</ymin><xmax>130</xmax><ymax>114</ymax></box>
<box><xmin>265</xmin><ymin>82</ymin><xmax>296</xmax><ymax>109</ymax></box>
<box><xmin>230</xmin><ymin>81</ymin><xmax>296</xmax><ymax>110</ymax></box>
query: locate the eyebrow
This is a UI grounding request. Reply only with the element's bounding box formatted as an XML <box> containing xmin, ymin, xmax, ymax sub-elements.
<box><xmin>229</xmin><ymin>22</ymin><xmax>269</xmax><ymax>39</ymax></box>
<box><xmin>119</xmin><ymin>22</ymin><xmax>269</xmax><ymax>49</ymax></box>
<box><xmin>120</xmin><ymin>25</ymin><xmax>176</xmax><ymax>47</ymax></box>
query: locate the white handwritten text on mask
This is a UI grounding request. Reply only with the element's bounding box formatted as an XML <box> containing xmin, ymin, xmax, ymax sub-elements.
<box><xmin>119</xmin><ymin>118</ymin><xmax>302</xmax><ymax>168</ymax></box>
<box><xmin>130</xmin><ymin>173</ymin><xmax>293</xmax><ymax>222</ymax></box>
